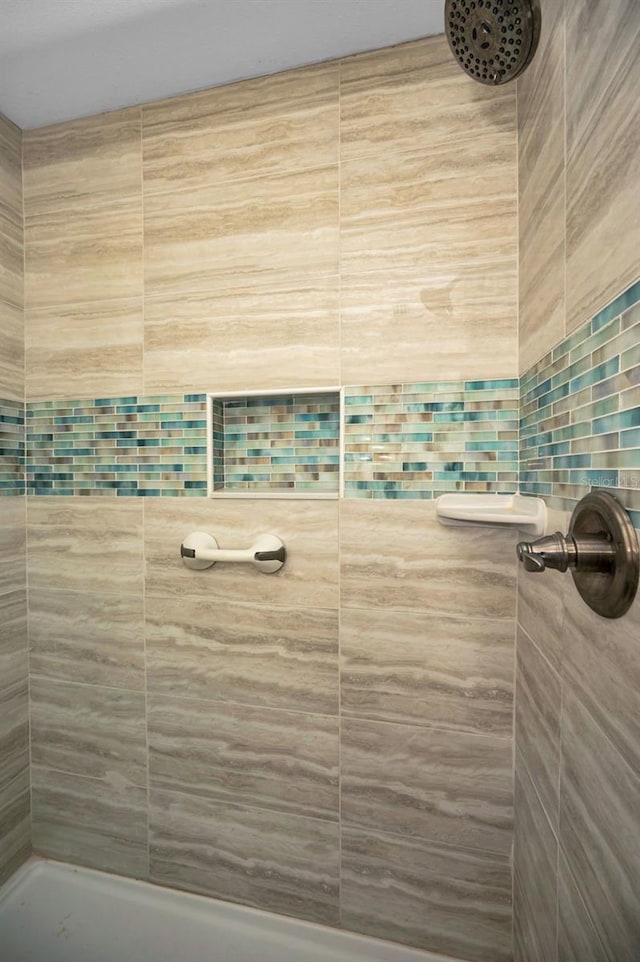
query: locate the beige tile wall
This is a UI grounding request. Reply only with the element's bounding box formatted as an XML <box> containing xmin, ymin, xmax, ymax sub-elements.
<box><xmin>23</xmin><ymin>35</ymin><xmax>517</xmax><ymax>399</ymax></box>
<box><xmin>0</xmin><ymin>114</ymin><xmax>23</xmax><ymax>403</ymax></box>
<box><xmin>0</xmin><ymin>113</ymin><xmax>29</xmax><ymax>885</ymax></box>
<box><xmin>0</xmin><ymin>499</ymin><xmax>29</xmax><ymax>887</ymax></box>
<box><xmin>514</xmin><ymin>548</ymin><xmax>640</xmax><ymax>962</ymax></box>
<box><xmin>515</xmin><ymin>2</ymin><xmax>640</xmax><ymax>959</ymax></box>
<box><xmin>22</xmin><ymin>36</ymin><xmax>519</xmax><ymax>961</ymax></box>
<box><xmin>518</xmin><ymin>0</ymin><xmax>640</xmax><ymax>370</ymax></box>
<box><xmin>26</xmin><ymin>496</ymin><xmax>517</xmax><ymax>961</ymax></box>
<box><xmin>23</xmin><ymin>109</ymin><xmax>143</xmax><ymax>399</ymax></box>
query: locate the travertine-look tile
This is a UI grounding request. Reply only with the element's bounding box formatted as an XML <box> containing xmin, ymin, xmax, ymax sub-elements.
<box><xmin>557</xmin><ymin>855</ymin><xmax>609</xmax><ymax>962</ymax></box>
<box><xmin>0</xmin><ymin>498</ymin><xmax>26</xmax><ymax>596</ymax></box>
<box><xmin>513</xmin><ymin>765</ymin><xmax>558</xmax><ymax>962</ymax></box>
<box><xmin>341</xmin><ymin>607</ymin><xmax>514</xmax><ymax>736</ymax></box>
<box><xmin>517</xmin><ymin>534</ymin><xmax>568</xmax><ymax>673</ymax></box>
<box><xmin>340</xmin><ymin>500</ymin><xmax>516</xmax><ymax>618</ymax></box>
<box><xmin>144</xmin><ymin>166</ymin><xmax>338</xmax><ymax>297</ymax></box>
<box><xmin>341</xmin><ymin>134</ymin><xmax>516</xmax><ymax>277</ymax></box>
<box><xmin>26</xmin><ymin>297</ymin><xmax>143</xmax><ymax>400</ymax></box>
<box><xmin>519</xmin><ymin>170</ymin><xmax>565</xmax><ymax>373</ymax></box>
<box><xmin>148</xmin><ymin>695</ymin><xmax>338</xmax><ymax>820</ymax></box>
<box><xmin>144</xmin><ymin>279</ymin><xmax>338</xmax><ymax>394</ymax></box>
<box><xmin>0</xmin><ymin>299</ymin><xmax>24</xmax><ymax>401</ymax></box>
<box><xmin>341</xmin><ymin>717</ymin><xmax>513</xmax><ymax>856</ymax></box>
<box><xmin>0</xmin><ymin>775</ymin><xmax>30</xmax><ymax>886</ymax></box>
<box><xmin>341</xmin><ymin>825</ymin><xmax>512</xmax><ymax>962</ymax></box>
<box><xmin>0</xmin><ymin>209</ymin><xmax>24</xmax><ymax>308</ymax></box>
<box><xmin>0</xmin><ymin>113</ymin><xmax>22</xmax><ymax>222</ymax></box>
<box><xmin>340</xmin><ymin>266</ymin><xmax>517</xmax><ymax>384</ymax></box>
<box><xmin>30</xmin><ymin>678</ymin><xmax>147</xmax><ymax>789</ymax></box>
<box><xmin>565</xmin><ymin>0</ymin><xmax>640</xmax><ymax>330</ymax></box>
<box><xmin>563</xmin><ymin>575</ymin><xmax>640</xmax><ymax>774</ymax></box>
<box><xmin>0</xmin><ymin>769</ymin><xmax>28</xmax><ymax>816</ymax></box>
<box><xmin>518</xmin><ymin>0</ymin><xmax>565</xmax><ymax>372</ymax></box>
<box><xmin>0</xmin><ymin>682</ymin><xmax>29</xmax><ymax>797</ymax></box>
<box><xmin>0</xmin><ymin>115</ymin><xmax>23</xmax><ymax>323</ymax></box>
<box><xmin>0</xmin><ymin>590</ymin><xmax>27</xmax><ymax>692</ymax></box>
<box><xmin>515</xmin><ymin>626</ymin><xmax>561</xmax><ymax>831</ymax></box>
<box><xmin>31</xmin><ymin>766</ymin><xmax>147</xmax><ymax>879</ymax></box>
<box><xmin>29</xmin><ymin>588</ymin><xmax>144</xmax><ymax>690</ymax></box>
<box><xmin>25</xmin><ymin>197</ymin><xmax>143</xmax><ymax>309</ymax></box>
<box><xmin>145</xmin><ymin>595</ymin><xmax>338</xmax><ymax>714</ymax></box>
<box><xmin>144</xmin><ymin>498</ymin><xmax>338</xmax><ymax>610</ymax></box>
<box><xmin>150</xmin><ymin>790</ymin><xmax>339</xmax><ymax>925</ymax></box>
<box><xmin>23</xmin><ymin>108</ymin><xmax>142</xmax><ymax>215</ymax></box>
<box><xmin>559</xmin><ymin>689</ymin><xmax>640</xmax><ymax>962</ymax></box>
<box><xmin>27</xmin><ymin>497</ymin><xmax>143</xmax><ymax>594</ymax></box>
<box><xmin>340</xmin><ymin>35</ymin><xmax>515</xmax><ymax>163</ymax></box>
<box><xmin>143</xmin><ymin>62</ymin><xmax>338</xmax><ymax>193</ymax></box>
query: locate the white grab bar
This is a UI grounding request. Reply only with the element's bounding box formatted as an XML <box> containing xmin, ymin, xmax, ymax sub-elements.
<box><xmin>180</xmin><ymin>531</ymin><xmax>286</xmax><ymax>573</ymax></box>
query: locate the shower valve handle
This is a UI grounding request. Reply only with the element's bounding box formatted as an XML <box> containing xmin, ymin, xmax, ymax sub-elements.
<box><xmin>516</xmin><ymin>531</ymin><xmax>615</xmax><ymax>574</ymax></box>
<box><xmin>517</xmin><ymin>532</ymin><xmax>576</xmax><ymax>573</ymax></box>
<box><xmin>515</xmin><ymin>492</ymin><xmax>639</xmax><ymax>620</ymax></box>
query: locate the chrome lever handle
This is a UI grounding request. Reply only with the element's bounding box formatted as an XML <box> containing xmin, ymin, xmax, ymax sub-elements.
<box><xmin>516</xmin><ymin>544</ymin><xmax>546</xmax><ymax>572</ymax></box>
<box><xmin>516</xmin><ymin>532</ymin><xmax>576</xmax><ymax>573</ymax></box>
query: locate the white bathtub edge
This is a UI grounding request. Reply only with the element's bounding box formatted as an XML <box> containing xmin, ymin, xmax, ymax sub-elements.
<box><xmin>0</xmin><ymin>857</ymin><xmax>461</xmax><ymax>962</ymax></box>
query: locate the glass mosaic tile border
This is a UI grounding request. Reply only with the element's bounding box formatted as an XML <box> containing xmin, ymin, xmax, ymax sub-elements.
<box><xmin>14</xmin><ymin>276</ymin><xmax>640</xmax><ymax>528</ymax></box>
<box><xmin>343</xmin><ymin>380</ymin><xmax>520</xmax><ymax>499</ymax></box>
<box><xmin>26</xmin><ymin>395</ymin><xmax>208</xmax><ymax>496</ymax></box>
<box><xmin>210</xmin><ymin>392</ymin><xmax>340</xmax><ymax>495</ymax></box>
<box><xmin>520</xmin><ymin>278</ymin><xmax>640</xmax><ymax>528</ymax></box>
<box><xmin>0</xmin><ymin>397</ymin><xmax>25</xmax><ymax>495</ymax></box>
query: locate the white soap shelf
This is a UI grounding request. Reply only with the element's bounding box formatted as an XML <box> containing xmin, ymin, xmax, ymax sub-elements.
<box><xmin>436</xmin><ymin>493</ymin><xmax>546</xmax><ymax>535</ymax></box>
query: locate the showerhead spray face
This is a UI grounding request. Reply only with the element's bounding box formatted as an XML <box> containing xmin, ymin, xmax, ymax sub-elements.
<box><xmin>445</xmin><ymin>0</ymin><xmax>541</xmax><ymax>85</ymax></box>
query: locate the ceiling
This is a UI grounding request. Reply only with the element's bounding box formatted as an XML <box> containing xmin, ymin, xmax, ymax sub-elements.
<box><xmin>0</xmin><ymin>0</ymin><xmax>445</xmax><ymax>129</ymax></box>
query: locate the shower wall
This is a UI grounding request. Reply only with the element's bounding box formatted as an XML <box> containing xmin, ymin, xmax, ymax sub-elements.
<box><xmin>22</xmin><ymin>36</ymin><xmax>519</xmax><ymax>962</ymax></box>
<box><xmin>0</xmin><ymin>112</ymin><xmax>29</xmax><ymax>885</ymax></box>
<box><xmin>514</xmin><ymin>1</ymin><xmax>640</xmax><ymax>960</ymax></box>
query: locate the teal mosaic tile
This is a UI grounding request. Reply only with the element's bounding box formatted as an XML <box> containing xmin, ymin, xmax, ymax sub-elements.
<box><xmin>520</xmin><ymin>278</ymin><xmax>640</xmax><ymax>521</ymax></box>
<box><xmin>212</xmin><ymin>392</ymin><xmax>340</xmax><ymax>494</ymax></box>
<box><xmin>19</xmin><ymin>278</ymin><xmax>640</xmax><ymax>521</ymax></box>
<box><xmin>343</xmin><ymin>380</ymin><xmax>519</xmax><ymax>499</ymax></box>
<box><xmin>26</xmin><ymin>394</ymin><xmax>207</xmax><ymax>496</ymax></box>
<box><xmin>591</xmin><ymin>280</ymin><xmax>640</xmax><ymax>331</ymax></box>
<box><xmin>0</xmin><ymin>397</ymin><xmax>25</xmax><ymax>495</ymax></box>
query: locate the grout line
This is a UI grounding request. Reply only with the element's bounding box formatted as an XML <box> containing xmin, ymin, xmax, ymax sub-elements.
<box><xmin>30</xmin><ymin>762</ymin><xmax>147</xmax><ymax>794</ymax></box>
<box><xmin>555</xmin><ymin>667</ymin><xmax>564</xmax><ymax>962</ymax></box>
<box><xmin>138</xmin><ymin>689</ymin><xmax>341</xmax><ymax>724</ymax></box>
<box><xmin>151</xmin><ymin>783</ymin><xmax>511</xmax><ymax>863</ymax></box>
<box><xmin>29</xmin><ymin>673</ymin><xmax>146</xmax><ymax>698</ymax></box>
<box><xmin>24</xmin><ymin>492</ymin><xmax>32</xmax><ymax>853</ymax></box>
<box><xmin>337</xmin><ymin>56</ymin><xmax>344</xmax><ymax>926</ymax></box>
<box><xmin>142</xmin><ymin>497</ymin><xmax>151</xmax><ymax>879</ymax></box>
<box><xmin>151</xmin><ymin>784</ymin><xmax>339</xmax><ymax>828</ymax></box>
<box><xmin>516</xmin><ymin>618</ymin><xmax>562</xmax><ymax>683</ymax></box>
<box><xmin>140</xmin><ymin>105</ymin><xmax>146</xmax><ymax>399</ymax></box>
<box><xmin>339</xmin><ymin>816</ymin><xmax>512</xmax><ymax>863</ymax></box>
<box><xmin>511</xmin><ymin>577</ymin><xmax>518</xmax><ymax>943</ymax></box>
<box><xmin>20</xmin><ymin>126</ymin><xmax>33</xmax><ymax>856</ymax></box>
<box><xmin>515</xmin><ymin>745</ymin><xmax>559</xmax><ymax>847</ymax></box>
<box><xmin>562</xmin><ymin>0</ymin><xmax>568</xmax><ymax>346</ymax></box>
<box><xmin>138</xmin><ymin>103</ymin><xmax>148</xmax><ymax>876</ymax></box>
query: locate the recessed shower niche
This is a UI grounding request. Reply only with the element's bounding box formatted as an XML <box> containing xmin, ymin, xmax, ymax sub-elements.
<box><xmin>207</xmin><ymin>388</ymin><xmax>342</xmax><ymax>498</ymax></box>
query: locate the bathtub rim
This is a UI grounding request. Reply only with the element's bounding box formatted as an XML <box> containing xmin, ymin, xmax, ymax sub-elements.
<box><xmin>0</xmin><ymin>856</ymin><xmax>462</xmax><ymax>962</ymax></box>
